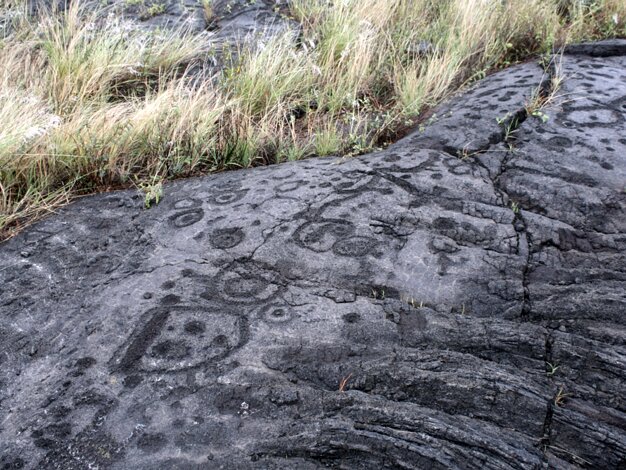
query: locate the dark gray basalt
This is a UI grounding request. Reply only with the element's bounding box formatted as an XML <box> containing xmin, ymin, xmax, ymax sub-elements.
<box><xmin>24</xmin><ymin>0</ymin><xmax>290</xmax><ymax>36</ymax></box>
<box><xmin>564</xmin><ymin>39</ymin><xmax>626</xmax><ymax>57</ymax></box>
<box><xmin>8</xmin><ymin>0</ymin><xmax>293</xmax><ymax>78</ymax></box>
<box><xmin>1</xmin><ymin>41</ymin><xmax>625</xmax><ymax>469</ymax></box>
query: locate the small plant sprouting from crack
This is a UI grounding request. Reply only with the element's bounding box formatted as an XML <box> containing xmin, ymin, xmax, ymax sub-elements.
<box><xmin>339</xmin><ymin>373</ymin><xmax>353</xmax><ymax>393</ymax></box>
<box><xmin>546</xmin><ymin>362</ymin><xmax>560</xmax><ymax>377</ymax></box>
<box><xmin>139</xmin><ymin>2</ymin><xmax>166</xmax><ymax>19</ymax></box>
<box><xmin>371</xmin><ymin>288</ymin><xmax>386</xmax><ymax>300</ymax></box>
<box><xmin>525</xmin><ymin>53</ymin><xmax>565</xmax><ymax>120</ymax></box>
<box><xmin>497</xmin><ymin>56</ymin><xmax>565</xmax><ymax>143</ymax></box>
<box><xmin>418</xmin><ymin>113</ymin><xmax>440</xmax><ymax>133</ymax></box>
<box><xmin>554</xmin><ymin>386</ymin><xmax>570</xmax><ymax>407</ymax></box>
<box><xmin>531</xmin><ymin>110</ymin><xmax>550</xmax><ymax>123</ymax></box>
<box><xmin>137</xmin><ymin>175</ymin><xmax>163</xmax><ymax>208</ymax></box>
<box><xmin>202</xmin><ymin>0</ymin><xmax>215</xmax><ymax>25</ymax></box>
<box><xmin>495</xmin><ymin>113</ymin><xmax>510</xmax><ymax>126</ymax></box>
<box><xmin>511</xmin><ymin>201</ymin><xmax>520</xmax><ymax>214</ymax></box>
<box><xmin>496</xmin><ymin>112</ymin><xmax>523</xmax><ymax>143</ymax></box>
<box><xmin>458</xmin><ymin>142</ymin><xmax>480</xmax><ymax>160</ymax></box>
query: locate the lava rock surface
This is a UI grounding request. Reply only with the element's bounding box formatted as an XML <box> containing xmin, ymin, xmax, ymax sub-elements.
<box><xmin>1</xmin><ymin>41</ymin><xmax>625</xmax><ymax>469</ymax></box>
<box><xmin>27</xmin><ymin>0</ymin><xmax>291</xmax><ymax>35</ymax></box>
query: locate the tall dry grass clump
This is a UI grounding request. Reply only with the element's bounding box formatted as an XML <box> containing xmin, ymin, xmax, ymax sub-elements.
<box><xmin>1</xmin><ymin>0</ymin><xmax>624</xmax><ymax>237</ymax></box>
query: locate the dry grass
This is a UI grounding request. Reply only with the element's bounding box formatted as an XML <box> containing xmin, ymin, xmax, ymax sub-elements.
<box><xmin>1</xmin><ymin>0</ymin><xmax>625</xmax><ymax>238</ymax></box>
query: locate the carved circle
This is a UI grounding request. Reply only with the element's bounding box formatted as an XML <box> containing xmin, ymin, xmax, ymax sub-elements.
<box><xmin>173</xmin><ymin>198</ymin><xmax>203</xmax><ymax>210</ymax></box>
<box><xmin>210</xmin><ymin>228</ymin><xmax>245</xmax><ymax>249</ymax></box>
<box><xmin>546</xmin><ymin>136</ymin><xmax>573</xmax><ymax>148</ymax></box>
<box><xmin>210</xmin><ymin>190</ymin><xmax>248</xmax><ymax>205</ymax></box>
<box><xmin>169</xmin><ymin>209</ymin><xmax>204</xmax><ymax>228</ymax></box>
<box><xmin>208</xmin><ymin>262</ymin><xmax>282</xmax><ymax>305</ymax></box>
<box><xmin>260</xmin><ymin>304</ymin><xmax>294</xmax><ymax>324</ymax></box>
<box><xmin>276</xmin><ymin>181</ymin><xmax>301</xmax><ymax>193</ymax></box>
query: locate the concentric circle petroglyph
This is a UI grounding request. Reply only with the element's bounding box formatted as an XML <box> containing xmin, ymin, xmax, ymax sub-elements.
<box><xmin>168</xmin><ymin>209</ymin><xmax>204</xmax><ymax>228</ymax></box>
<box><xmin>210</xmin><ymin>227</ymin><xmax>245</xmax><ymax>249</ymax></box>
<box><xmin>173</xmin><ymin>198</ymin><xmax>203</xmax><ymax>210</ymax></box>
<box><xmin>204</xmin><ymin>262</ymin><xmax>283</xmax><ymax>305</ymax></box>
<box><xmin>210</xmin><ymin>189</ymin><xmax>248</xmax><ymax>205</ymax></box>
<box><xmin>260</xmin><ymin>303</ymin><xmax>294</xmax><ymax>324</ymax></box>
